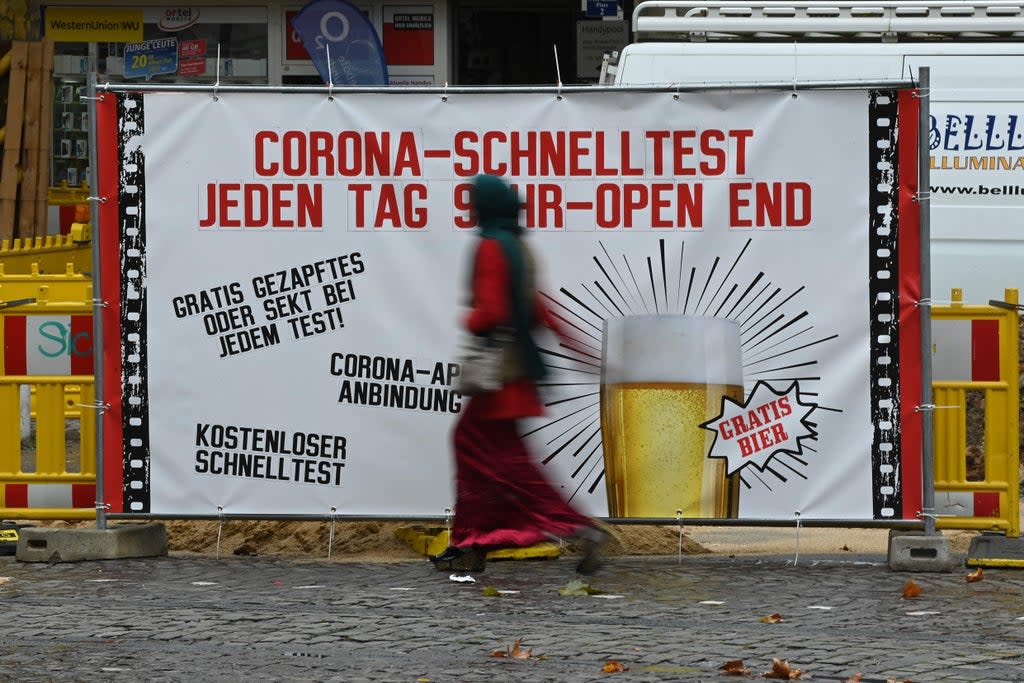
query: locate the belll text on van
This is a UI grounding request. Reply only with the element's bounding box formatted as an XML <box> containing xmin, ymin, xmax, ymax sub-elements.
<box><xmin>930</xmin><ymin>113</ymin><xmax>1024</xmax><ymax>151</ymax></box>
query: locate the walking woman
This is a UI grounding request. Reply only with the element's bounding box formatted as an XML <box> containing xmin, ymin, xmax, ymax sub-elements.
<box><xmin>431</xmin><ymin>174</ymin><xmax>607</xmax><ymax>575</ymax></box>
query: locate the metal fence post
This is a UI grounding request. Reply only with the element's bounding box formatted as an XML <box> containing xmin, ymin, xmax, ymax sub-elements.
<box><xmin>86</xmin><ymin>71</ymin><xmax>106</xmax><ymax>530</ymax></box>
<box><xmin>917</xmin><ymin>67</ymin><xmax>935</xmax><ymax>536</ymax></box>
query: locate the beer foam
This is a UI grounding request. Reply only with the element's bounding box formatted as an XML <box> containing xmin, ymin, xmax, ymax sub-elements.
<box><xmin>601</xmin><ymin>315</ymin><xmax>742</xmax><ymax>385</ymax></box>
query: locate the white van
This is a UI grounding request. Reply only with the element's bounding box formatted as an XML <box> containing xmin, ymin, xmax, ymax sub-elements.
<box><xmin>608</xmin><ymin>1</ymin><xmax>1024</xmax><ymax>305</ymax></box>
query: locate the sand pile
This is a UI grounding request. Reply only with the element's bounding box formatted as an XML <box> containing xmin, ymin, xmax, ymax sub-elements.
<box><xmin>166</xmin><ymin>520</ymin><xmax>705</xmax><ymax>561</ymax></box>
<box><xmin>33</xmin><ymin>519</ymin><xmax>704</xmax><ymax>562</ymax></box>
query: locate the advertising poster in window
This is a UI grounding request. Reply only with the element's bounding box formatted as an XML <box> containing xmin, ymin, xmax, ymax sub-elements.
<box><xmin>383</xmin><ymin>6</ymin><xmax>434</xmax><ymax>65</ymax></box>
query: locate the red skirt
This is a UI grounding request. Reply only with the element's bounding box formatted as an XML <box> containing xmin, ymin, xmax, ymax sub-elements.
<box><xmin>449</xmin><ymin>397</ymin><xmax>592</xmax><ymax>549</ymax></box>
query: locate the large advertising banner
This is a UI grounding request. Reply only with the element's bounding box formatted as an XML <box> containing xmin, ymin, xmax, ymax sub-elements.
<box><xmin>96</xmin><ymin>88</ymin><xmax>921</xmax><ymax>521</ymax></box>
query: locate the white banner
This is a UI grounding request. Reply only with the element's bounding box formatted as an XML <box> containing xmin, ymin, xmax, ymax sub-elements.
<box><xmin>104</xmin><ymin>89</ymin><xmax>916</xmax><ymax>520</ymax></box>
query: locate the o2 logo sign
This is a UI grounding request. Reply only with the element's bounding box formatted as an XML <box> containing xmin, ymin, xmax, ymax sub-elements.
<box><xmin>312</xmin><ymin>10</ymin><xmax>354</xmax><ymax>51</ymax></box>
<box><xmin>37</xmin><ymin>320</ymin><xmax>92</xmax><ymax>359</ymax></box>
<box><xmin>286</xmin><ymin>9</ymin><xmax>363</xmax><ymax>57</ymax></box>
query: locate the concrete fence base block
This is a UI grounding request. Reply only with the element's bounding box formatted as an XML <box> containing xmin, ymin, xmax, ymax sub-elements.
<box><xmin>887</xmin><ymin>530</ymin><xmax>956</xmax><ymax>572</ymax></box>
<box><xmin>966</xmin><ymin>534</ymin><xmax>1024</xmax><ymax>568</ymax></box>
<box><xmin>16</xmin><ymin>523</ymin><xmax>168</xmax><ymax>563</ymax></box>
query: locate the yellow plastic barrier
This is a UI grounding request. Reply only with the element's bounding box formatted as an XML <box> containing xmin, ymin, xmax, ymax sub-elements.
<box><xmin>0</xmin><ymin>265</ymin><xmax>95</xmax><ymax>520</ymax></box>
<box><xmin>0</xmin><ymin>223</ymin><xmax>91</xmax><ymax>275</ymax></box>
<box><xmin>0</xmin><ymin>261</ymin><xmax>91</xmax><ymax>304</ymax></box>
<box><xmin>932</xmin><ymin>288</ymin><xmax>1020</xmax><ymax>537</ymax></box>
<box><xmin>47</xmin><ymin>181</ymin><xmax>90</xmax><ymax>206</ymax></box>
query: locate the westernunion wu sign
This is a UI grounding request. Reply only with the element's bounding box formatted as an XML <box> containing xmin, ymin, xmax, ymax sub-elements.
<box><xmin>45</xmin><ymin>7</ymin><xmax>143</xmax><ymax>42</ymax></box>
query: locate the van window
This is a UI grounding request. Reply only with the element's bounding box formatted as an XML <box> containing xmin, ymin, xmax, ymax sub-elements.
<box><xmin>618</xmin><ymin>47</ymin><xmax>904</xmax><ymax>85</ymax></box>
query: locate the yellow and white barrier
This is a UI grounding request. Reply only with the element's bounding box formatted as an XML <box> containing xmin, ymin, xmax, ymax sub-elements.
<box><xmin>0</xmin><ymin>264</ymin><xmax>95</xmax><ymax>519</ymax></box>
<box><xmin>931</xmin><ymin>288</ymin><xmax>1020</xmax><ymax>537</ymax></box>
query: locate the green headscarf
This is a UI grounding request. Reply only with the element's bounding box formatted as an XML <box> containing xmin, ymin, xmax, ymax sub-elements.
<box><xmin>471</xmin><ymin>174</ymin><xmax>546</xmax><ymax>381</ymax></box>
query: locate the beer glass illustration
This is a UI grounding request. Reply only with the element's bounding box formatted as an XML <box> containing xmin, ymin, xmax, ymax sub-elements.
<box><xmin>600</xmin><ymin>315</ymin><xmax>743</xmax><ymax>518</ymax></box>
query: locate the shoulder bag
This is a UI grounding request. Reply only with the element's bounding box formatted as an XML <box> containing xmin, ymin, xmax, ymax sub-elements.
<box><xmin>453</xmin><ymin>327</ymin><xmax>513</xmax><ymax>396</ymax></box>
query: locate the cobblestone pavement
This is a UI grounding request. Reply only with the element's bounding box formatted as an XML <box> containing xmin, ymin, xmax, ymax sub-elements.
<box><xmin>0</xmin><ymin>550</ymin><xmax>1022</xmax><ymax>682</ymax></box>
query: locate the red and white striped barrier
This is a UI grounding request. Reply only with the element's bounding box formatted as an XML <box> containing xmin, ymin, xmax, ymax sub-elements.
<box><xmin>932</xmin><ymin>318</ymin><xmax>1000</xmax><ymax>383</ymax></box>
<box><xmin>936</xmin><ymin>491</ymin><xmax>1000</xmax><ymax>518</ymax></box>
<box><xmin>2</xmin><ymin>315</ymin><xmax>93</xmax><ymax>375</ymax></box>
<box><xmin>3</xmin><ymin>484</ymin><xmax>94</xmax><ymax>509</ymax></box>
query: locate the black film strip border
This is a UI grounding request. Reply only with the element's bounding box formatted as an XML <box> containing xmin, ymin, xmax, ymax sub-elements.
<box><xmin>868</xmin><ymin>90</ymin><xmax>902</xmax><ymax>519</ymax></box>
<box><xmin>117</xmin><ymin>93</ymin><xmax>150</xmax><ymax>513</ymax></box>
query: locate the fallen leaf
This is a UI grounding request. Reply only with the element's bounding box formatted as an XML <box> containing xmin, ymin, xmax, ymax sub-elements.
<box><xmin>416</xmin><ymin>678</ymin><xmax>430</xmax><ymax>682</ymax></box>
<box><xmin>719</xmin><ymin>659</ymin><xmax>750</xmax><ymax>675</ymax></box>
<box><xmin>966</xmin><ymin>567</ymin><xmax>984</xmax><ymax>583</ymax></box>
<box><xmin>764</xmin><ymin>658</ymin><xmax>804</xmax><ymax>679</ymax></box>
<box><xmin>843</xmin><ymin>674</ymin><xmax>862</xmax><ymax>683</ymax></box>
<box><xmin>759</xmin><ymin>613</ymin><xmax>784</xmax><ymax>623</ymax></box>
<box><xmin>489</xmin><ymin>638</ymin><xmax>534</xmax><ymax>659</ymax></box>
<box><xmin>0</xmin><ymin>577</ymin><xmax>11</xmax><ymax>585</ymax></box>
<box><xmin>559</xmin><ymin>579</ymin><xmax>606</xmax><ymax>596</ymax></box>
<box><xmin>901</xmin><ymin>580</ymin><xmax>923</xmax><ymax>599</ymax></box>
<box><xmin>481</xmin><ymin>587</ymin><xmax>501</xmax><ymax>597</ymax></box>
<box><xmin>602</xmin><ymin>660</ymin><xmax>628</xmax><ymax>673</ymax></box>
<box><xmin>509</xmin><ymin>638</ymin><xmax>532</xmax><ymax>659</ymax></box>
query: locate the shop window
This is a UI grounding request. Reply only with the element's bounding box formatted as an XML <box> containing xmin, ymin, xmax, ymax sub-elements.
<box><xmin>456</xmin><ymin>7</ymin><xmax>574</xmax><ymax>85</ymax></box>
<box><xmin>51</xmin><ymin>8</ymin><xmax>269</xmax><ymax>84</ymax></box>
<box><xmin>48</xmin><ymin>7</ymin><xmax>269</xmax><ymax>187</ymax></box>
<box><xmin>52</xmin><ymin>80</ymin><xmax>90</xmax><ymax>188</ymax></box>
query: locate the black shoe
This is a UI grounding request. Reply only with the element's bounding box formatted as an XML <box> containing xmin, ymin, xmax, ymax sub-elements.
<box><xmin>451</xmin><ymin>548</ymin><xmax>486</xmax><ymax>572</ymax></box>
<box><xmin>429</xmin><ymin>546</ymin><xmax>465</xmax><ymax>563</ymax></box>
<box><xmin>576</xmin><ymin>528</ymin><xmax>608</xmax><ymax>575</ymax></box>
<box><xmin>429</xmin><ymin>546</ymin><xmax>486</xmax><ymax>572</ymax></box>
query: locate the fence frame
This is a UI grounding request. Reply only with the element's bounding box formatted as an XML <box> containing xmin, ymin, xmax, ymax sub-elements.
<box><xmin>15</xmin><ymin>75</ymin><xmax>1017</xmax><ymax>535</ymax></box>
<box><xmin>90</xmin><ymin>77</ymin><xmax>940</xmax><ymax>528</ymax></box>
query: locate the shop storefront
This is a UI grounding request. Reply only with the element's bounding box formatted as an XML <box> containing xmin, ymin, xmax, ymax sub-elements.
<box><xmin>43</xmin><ymin>2</ymin><xmax>453</xmax><ymax>84</ymax></box>
<box><xmin>41</xmin><ymin>1</ymin><xmax>629</xmax><ymax>85</ymax></box>
<box><xmin>36</xmin><ymin>0</ymin><xmax>628</xmax><ymax>189</ymax></box>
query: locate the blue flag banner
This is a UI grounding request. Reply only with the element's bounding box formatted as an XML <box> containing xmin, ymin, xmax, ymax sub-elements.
<box><xmin>290</xmin><ymin>0</ymin><xmax>389</xmax><ymax>86</ymax></box>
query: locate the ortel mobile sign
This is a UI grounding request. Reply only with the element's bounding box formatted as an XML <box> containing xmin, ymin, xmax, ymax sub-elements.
<box><xmin>45</xmin><ymin>7</ymin><xmax>143</xmax><ymax>42</ymax></box>
<box><xmin>95</xmin><ymin>88</ymin><xmax>922</xmax><ymax>523</ymax></box>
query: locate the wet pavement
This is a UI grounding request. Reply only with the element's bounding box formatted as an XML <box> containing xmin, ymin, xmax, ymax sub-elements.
<box><xmin>0</xmin><ymin>549</ymin><xmax>1022</xmax><ymax>682</ymax></box>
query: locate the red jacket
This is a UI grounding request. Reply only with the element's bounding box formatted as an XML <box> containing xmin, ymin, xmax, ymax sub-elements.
<box><xmin>463</xmin><ymin>238</ymin><xmax>566</xmax><ymax>420</ymax></box>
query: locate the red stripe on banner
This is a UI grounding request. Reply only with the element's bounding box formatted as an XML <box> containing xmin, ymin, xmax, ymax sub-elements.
<box><xmin>70</xmin><ymin>315</ymin><xmax>94</xmax><ymax>375</ymax></box>
<box><xmin>973</xmin><ymin>491</ymin><xmax>1000</xmax><ymax>518</ymax></box>
<box><xmin>897</xmin><ymin>89</ymin><xmax>923</xmax><ymax>520</ymax></box>
<box><xmin>971</xmin><ymin>319</ymin><xmax>1000</xmax><ymax>382</ymax></box>
<box><xmin>97</xmin><ymin>92</ymin><xmax>125</xmax><ymax>514</ymax></box>
<box><xmin>71</xmin><ymin>484</ymin><xmax>95</xmax><ymax>509</ymax></box>
<box><xmin>3</xmin><ymin>315</ymin><xmax>27</xmax><ymax>375</ymax></box>
<box><xmin>5</xmin><ymin>484</ymin><xmax>27</xmax><ymax>508</ymax></box>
